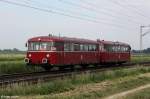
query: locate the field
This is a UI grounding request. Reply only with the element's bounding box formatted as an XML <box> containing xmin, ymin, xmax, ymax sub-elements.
<box><xmin>131</xmin><ymin>54</ymin><xmax>150</xmax><ymax>63</ymax></box>
<box><xmin>0</xmin><ymin>53</ymin><xmax>150</xmax><ymax>98</ymax></box>
<box><xmin>0</xmin><ymin>54</ymin><xmax>43</xmax><ymax>74</ymax></box>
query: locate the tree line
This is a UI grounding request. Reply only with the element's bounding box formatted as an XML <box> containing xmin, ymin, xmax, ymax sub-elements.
<box><xmin>132</xmin><ymin>48</ymin><xmax>150</xmax><ymax>54</ymax></box>
<box><xmin>0</xmin><ymin>48</ymin><xmax>25</xmax><ymax>54</ymax></box>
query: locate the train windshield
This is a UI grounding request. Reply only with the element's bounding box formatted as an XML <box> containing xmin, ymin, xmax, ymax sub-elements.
<box><xmin>28</xmin><ymin>42</ymin><xmax>54</xmax><ymax>51</ymax></box>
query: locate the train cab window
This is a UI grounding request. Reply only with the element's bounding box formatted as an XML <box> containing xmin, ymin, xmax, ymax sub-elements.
<box><xmin>40</xmin><ymin>43</ymin><xmax>48</xmax><ymax>50</ymax></box>
<box><xmin>126</xmin><ymin>46</ymin><xmax>131</xmax><ymax>52</ymax></box>
<box><xmin>28</xmin><ymin>42</ymin><xmax>53</xmax><ymax>51</ymax></box>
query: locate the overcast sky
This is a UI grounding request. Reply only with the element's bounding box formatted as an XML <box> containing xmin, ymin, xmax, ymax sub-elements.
<box><xmin>0</xmin><ymin>0</ymin><xmax>150</xmax><ymax>50</ymax></box>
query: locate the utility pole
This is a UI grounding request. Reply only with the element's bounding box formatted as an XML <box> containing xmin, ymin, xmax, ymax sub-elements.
<box><xmin>140</xmin><ymin>25</ymin><xmax>150</xmax><ymax>57</ymax></box>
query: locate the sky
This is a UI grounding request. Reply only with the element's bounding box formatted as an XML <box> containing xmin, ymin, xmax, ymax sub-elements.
<box><xmin>0</xmin><ymin>0</ymin><xmax>150</xmax><ymax>50</ymax></box>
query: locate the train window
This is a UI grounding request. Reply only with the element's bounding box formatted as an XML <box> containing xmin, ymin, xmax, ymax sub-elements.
<box><xmin>28</xmin><ymin>42</ymin><xmax>53</xmax><ymax>51</ymax></box>
<box><xmin>54</xmin><ymin>42</ymin><xmax>63</xmax><ymax>51</ymax></box>
<box><xmin>89</xmin><ymin>45</ymin><xmax>93</xmax><ymax>51</ymax></box>
<box><xmin>70</xmin><ymin>43</ymin><xmax>74</xmax><ymax>51</ymax></box>
<box><xmin>92</xmin><ymin>45</ymin><xmax>96</xmax><ymax>51</ymax></box>
<box><xmin>80</xmin><ymin>44</ymin><xmax>84</xmax><ymax>51</ymax></box>
<box><xmin>120</xmin><ymin>46</ymin><xmax>123</xmax><ymax>52</ymax></box>
<box><xmin>112</xmin><ymin>46</ymin><xmax>116</xmax><ymax>52</ymax></box>
<box><xmin>84</xmin><ymin>44</ymin><xmax>89</xmax><ymax>51</ymax></box>
<box><xmin>74</xmin><ymin>44</ymin><xmax>80</xmax><ymax>51</ymax></box>
<box><xmin>64</xmin><ymin>43</ymin><xmax>70</xmax><ymax>51</ymax></box>
<box><xmin>88</xmin><ymin>44</ymin><xmax>96</xmax><ymax>51</ymax></box>
<box><xmin>99</xmin><ymin>44</ymin><xmax>102</xmax><ymax>51</ymax></box>
<box><xmin>104</xmin><ymin>45</ymin><xmax>111</xmax><ymax>52</ymax></box>
<box><xmin>122</xmin><ymin>46</ymin><xmax>125</xmax><ymax>52</ymax></box>
<box><xmin>40</xmin><ymin>43</ymin><xmax>48</xmax><ymax>50</ymax></box>
<box><xmin>101</xmin><ymin>45</ymin><xmax>105</xmax><ymax>51</ymax></box>
<box><xmin>117</xmin><ymin>46</ymin><xmax>121</xmax><ymax>52</ymax></box>
<box><xmin>126</xmin><ymin>46</ymin><xmax>131</xmax><ymax>52</ymax></box>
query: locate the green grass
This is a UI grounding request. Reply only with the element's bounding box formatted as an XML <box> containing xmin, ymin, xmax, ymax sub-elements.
<box><xmin>0</xmin><ymin>61</ymin><xmax>43</xmax><ymax>74</ymax></box>
<box><xmin>0</xmin><ymin>66</ymin><xmax>150</xmax><ymax>96</ymax></box>
<box><xmin>62</xmin><ymin>77</ymin><xmax>150</xmax><ymax>99</ymax></box>
<box><xmin>0</xmin><ymin>54</ymin><xmax>44</xmax><ymax>74</ymax></box>
<box><xmin>0</xmin><ymin>54</ymin><xmax>25</xmax><ymax>61</ymax></box>
<box><xmin>123</xmin><ymin>87</ymin><xmax>150</xmax><ymax>99</ymax></box>
<box><xmin>131</xmin><ymin>55</ymin><xmax>150</xmax><ymax>63</ymax></box>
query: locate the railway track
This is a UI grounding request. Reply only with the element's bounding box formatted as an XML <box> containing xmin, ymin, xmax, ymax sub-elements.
<box><xmin>0</xmin><ymin>62</ymin><xmax>150</xmax><ymax>87</ymax></box>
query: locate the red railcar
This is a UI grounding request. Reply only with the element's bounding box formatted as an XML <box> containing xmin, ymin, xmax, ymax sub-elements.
<box><xmin>24</xmin><ymin>35</ymin><xmax>131</xmax><ymax>69</ymax></box>
<box><xmin>98</xmin><ymin>40</ymin><xmax>131</xmax><ymax>64</ymax></box>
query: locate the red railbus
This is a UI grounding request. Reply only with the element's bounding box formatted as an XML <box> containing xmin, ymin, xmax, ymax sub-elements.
<box><xmin>98</xmin><ymin>40</ymin><xmax>131</xmax><ymax>64</ymax></box>
<box><xmin>24</xmin><ymin>35</ymin><xmax>131</xmax><ymax>70</ymax></box>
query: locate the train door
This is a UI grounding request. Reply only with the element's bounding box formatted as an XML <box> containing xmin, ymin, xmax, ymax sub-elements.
<box><xmin>99</xmin><ymin>43</ymin><xmax>103</xmax><ymax>63</ymax></box>
<box><xmin>117</xmin><ymin>45</ymin><xmax>121</xmax><ymax>63</ymax></box>
<box><xmin>55</xmin><ymin>42</ymin><xmax>64</xmax><ymax>65</ymax></box>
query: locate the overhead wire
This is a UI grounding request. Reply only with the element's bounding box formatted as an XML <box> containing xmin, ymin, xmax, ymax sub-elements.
<box><xmin>20</xmin><ymin>0</ymin><xmax>101</xmax><ymax>21</ymax></box>
<box><xmin>27</xmin><ymin>0</ymin><xmax>137</xmax><ymax>27</ymax></box>
<box><xmin>58</xmin><ymin>0</ymin><xmax>142</xmax><ymax>25</ymax></box>
<box><xmin>0</xmin><ymin>0</ymin><xmax>137</xmax><ymax>30</ymax></box>
<box><xmin>108</xmin><ymin>0</ymin><xmax>150</xmax><ymax>21</ymax></box>
<box><xmin>0</xmin><ymin>0</ymin><xmax>103</xmax><ymax>23</ymax></box>
<box><xmin>78</xmin><ymin>0</ymin><xmax>144</xmax><ymax>25</ymax></box>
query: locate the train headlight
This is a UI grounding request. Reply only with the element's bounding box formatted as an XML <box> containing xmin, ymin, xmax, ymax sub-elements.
<box><xmin>24</xmin><ymin>58</ymin><xmax>29</xmax><ymax>63</ymax></box>
<box><xmin>28</xmin><ymin>54</ymin><xmax>32</xmax><ymax>57</ymax></box>
<box><xmin>42</xmin><ymin>58</ymin><xmax>48</xmax><ymax>64</ymax></box>
<box><xmin>46</xmin><ymin>54</ymin><xmax>50</xmax><ymax>58</ymax></box>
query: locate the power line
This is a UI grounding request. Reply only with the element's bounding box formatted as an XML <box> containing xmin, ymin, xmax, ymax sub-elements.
<box><xmin>108</xmin><ymin>0</ymin><xmax>150</xmax><ymax>21</ymax></box>
<box><xmin>27</xmin><ymin>0</ymin><xmax>135</xmax><ymax>27</ymax></box>
<box><xmin>26</xmin><ymin>0</ymin><xmax>139</xmax><ymax>29</ymax></box>
<box><xmin>0</xmin><ymin>0</ymin><xmax>101</xmax><ymax>23</ymax></box>
<box><xmin>58</xmin><ymin>0</ymin><xmax>143</xmax><ymax>25</ymax></box>
<box><xmin>22</xmin><ymin>0</ymin><xmax>100</xmax><ymax>21</ymax></box>
<box><xmin>78</xmin><ymin>0</ymin><xmax>143</xmax><ymax>25</ymax></box>
<box><xmin>0</xmin><ymin>0</ymin><xmax>136</xmax><ymax>30</ymax></box>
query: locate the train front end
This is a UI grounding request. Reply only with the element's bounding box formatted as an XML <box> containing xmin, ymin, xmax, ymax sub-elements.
<box><xmin>24</xmin><ymin>36</ymin><xmax>59</xmax><ymax>69</ymax></box>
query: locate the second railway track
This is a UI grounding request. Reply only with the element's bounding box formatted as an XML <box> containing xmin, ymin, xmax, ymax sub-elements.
<box><xmin>0</xmin><ymin>62</ymin><xmax>150</xmax><ymax>87</ymax></box>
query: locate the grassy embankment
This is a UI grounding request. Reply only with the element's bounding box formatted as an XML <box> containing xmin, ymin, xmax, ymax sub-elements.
<box><xmin>131</xmin><ymin>54</ymin><xmax>150</xmax><ymax>63</ymax></box>
<box><xmin>0</xmin><ymin>66</ymin><xmax>150</xmax><ymax>99</ymax></box>
<box><xmin>0</xmin><ymin>54</ymin><xmax>43</xmax><ymax>74</ymax></box>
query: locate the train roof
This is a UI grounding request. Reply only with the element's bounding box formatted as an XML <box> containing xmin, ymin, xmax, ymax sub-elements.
<box><xmin>99</xmin><ymin>40</ymin><xmax>130</xmax><ymax>46</ymax></box>
<box><xmin>28</xmin><ymin>36</ymin><xmax>130</xmax><ymax>46</ymax></box>
<box><xmin>28</xmin><ymin>36</ymin><xmax>98</xmax><ymax>44</ymax></box>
